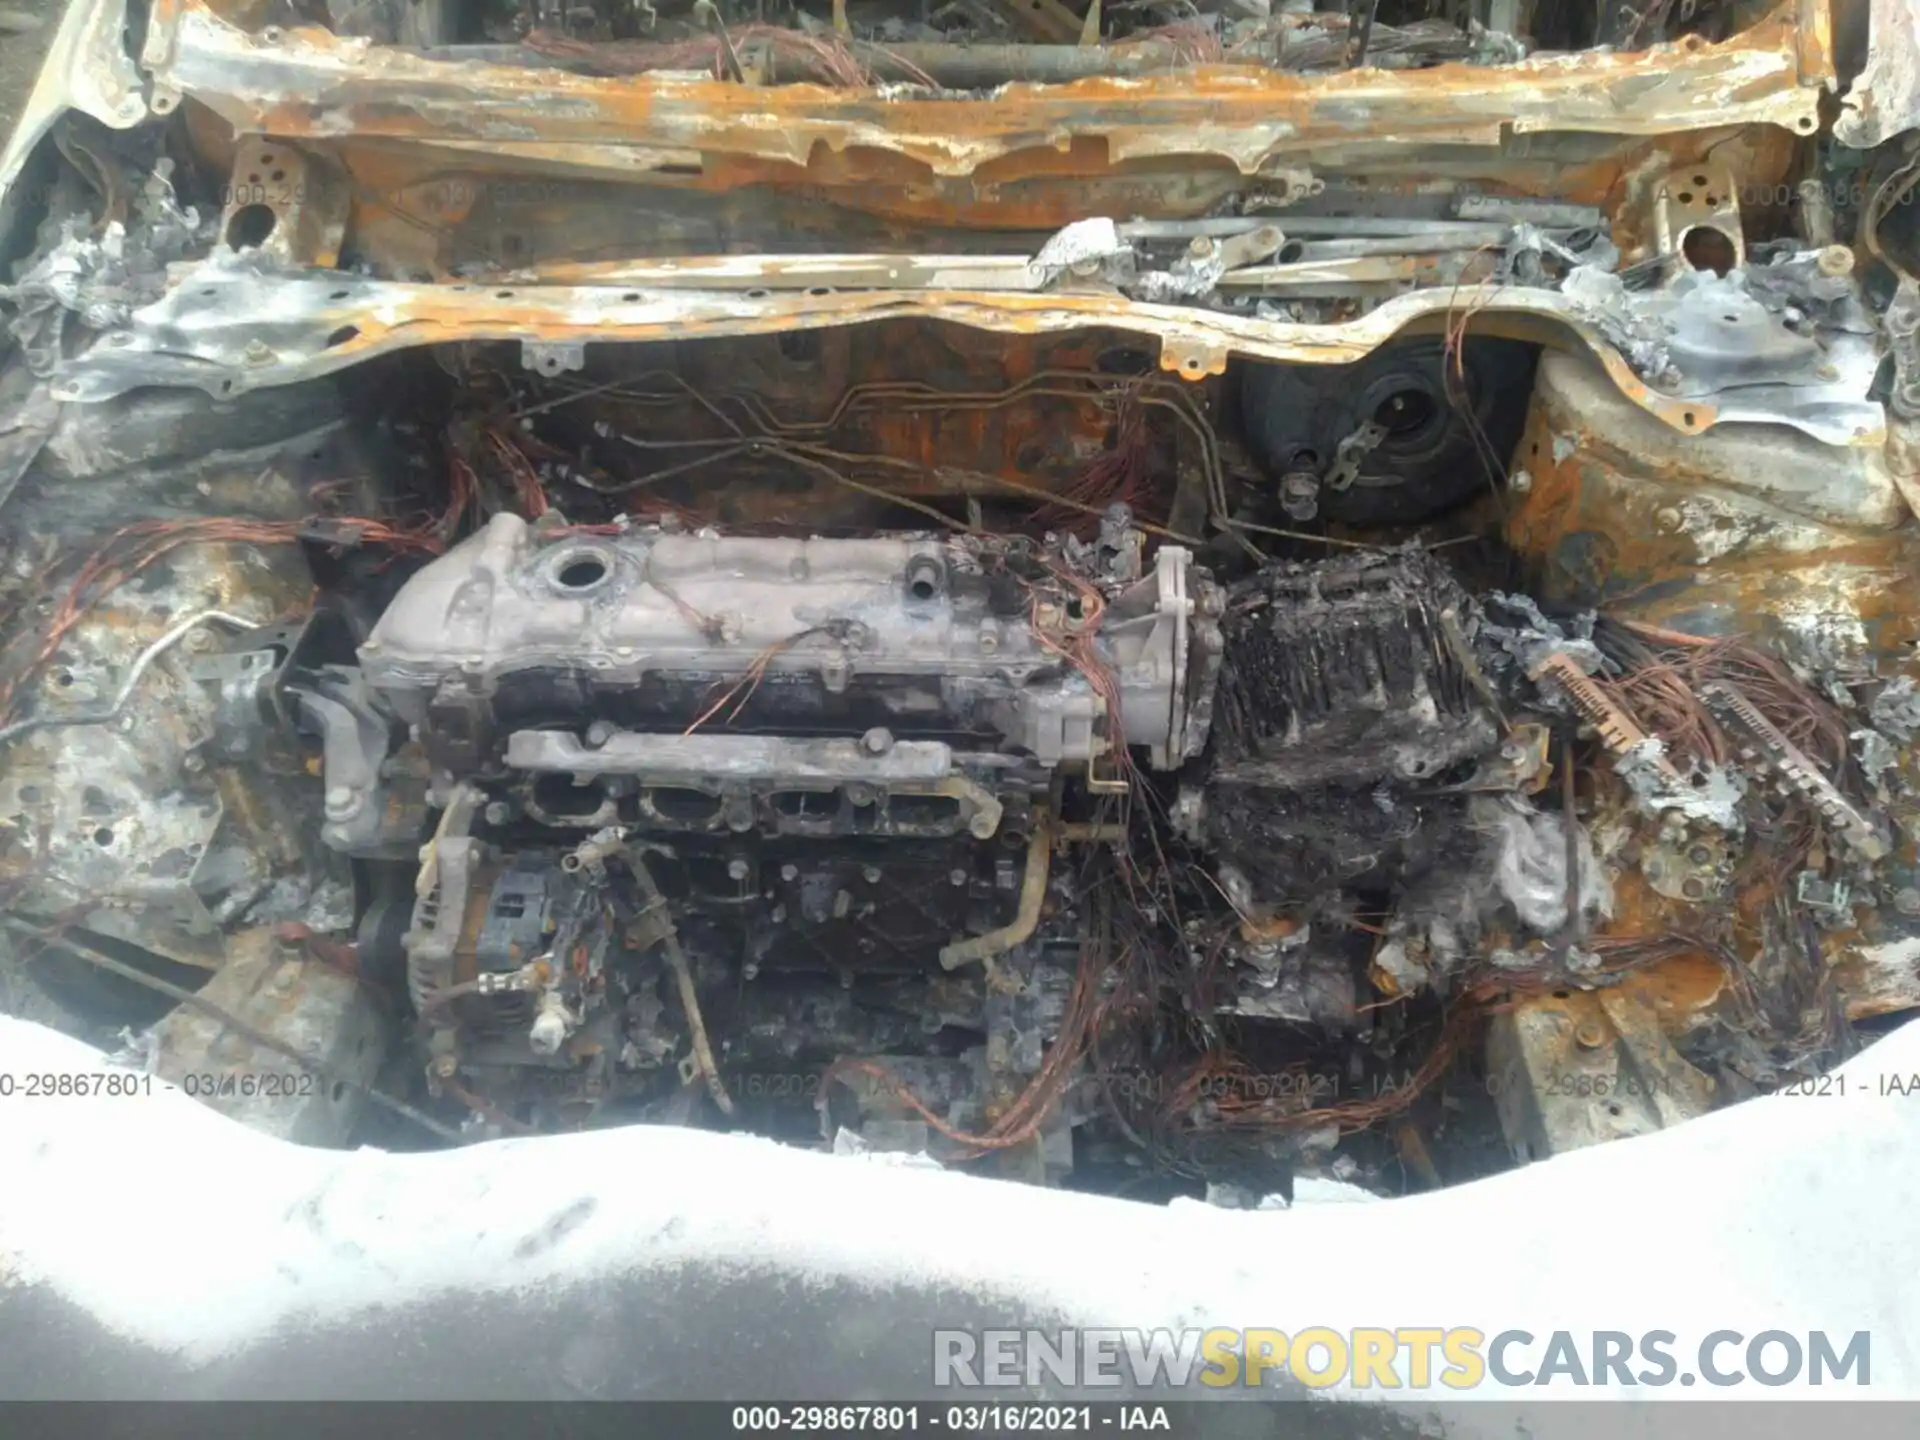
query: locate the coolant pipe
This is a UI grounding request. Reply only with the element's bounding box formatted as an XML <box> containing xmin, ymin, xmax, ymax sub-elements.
<box><xmin>939</xmin><ymin>815</ymin><xmax>1051</xmax><ymax>971</ymax></box>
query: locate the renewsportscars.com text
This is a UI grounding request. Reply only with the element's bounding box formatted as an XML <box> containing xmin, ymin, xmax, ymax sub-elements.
<box><xmin>933</xmin><ymin>1327</ymin><xmax>1872</xmax><ymax>1391</ymax></box>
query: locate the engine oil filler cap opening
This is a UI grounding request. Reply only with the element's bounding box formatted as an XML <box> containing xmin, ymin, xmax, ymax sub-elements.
<box><xmin>546</xmin><ymin>547</ymin><xmax>616</xmax><ymax>595</ymax></box>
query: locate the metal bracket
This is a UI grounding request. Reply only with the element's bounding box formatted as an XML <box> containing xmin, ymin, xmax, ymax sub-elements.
<box><xmin>522</xmin><ymin>341</ymin><xmax>586</xmax><ymax>377</ymax></box>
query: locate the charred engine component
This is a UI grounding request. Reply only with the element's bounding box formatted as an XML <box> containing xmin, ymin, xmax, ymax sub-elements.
<box><xmin>1241</xmin><ymin>338</ymin><xmax>1537</xmax><ymax>526</ymax></box>
<box><xmin>345</xmin><ymin>518</ymin><xmax>1166</xmax><ymax>1133</ymax></box>
<box><xmin>404</xmin><ymin>798</ymin><xmax>1079</xmax><ymax>1134</ymax></box>
<box><xmin>1204</xmin><ymin>548</ymin><xmax>1504</xmax><ymax>925</ymax></box>
<box><xmin>356</xmin><ymin>515</ymin><xmax>1217</xmax><ymax>789</ymax></box>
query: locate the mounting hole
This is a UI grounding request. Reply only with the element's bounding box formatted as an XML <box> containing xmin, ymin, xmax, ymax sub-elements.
<box><xmin>1692</xmin><ymin>174</ymin><xmax>1709</xmax><ymax>187</ymax></box>
<box><xmin>620</xmin><ymin>292</ymin><xmax>640</xmax><ymax>302</ymax></box>
<box><xmin>550</xmin><ymin>550</ymin><xmax>612</xmax><ymax>592</ymax></box>
<box><xmin>1372</xmin><ymin>386</ymin><xmax>1439</xmax><ymax>438</ymax></box>
<box><xmin>1606</xmin><ymin>1103</ymin><xmax>1623</xmax><ymax>1117</ymax></box>
<box><xmin>494</xmin><ymin>290</ymin><xmax>515</xmax><ymax>299</ymax></box>
<box><xmin>1682</xmin><ymin>410</ymin><xmax>1697</xmax><ymax>427</ymax></box>
<box><xmin>743</xmin><ymin>288</ymin><xmax>771</xmax><ymax>300</ymax></box>
<box><xmin>331</xmin><ymin>1081</ymin><xmax>346</xmax><ymax>1103</ymax></box>
<box><xmin>92</xmin><ymin>827</ymin><xmax>115</xmax><ymax>847</ymax></box>
<box><xmin>1551</xmin><ymin>989</ymin><xmax>1571</xmax><ymax>999</ymax></box>
<box><xmin>225</xmin><ymin>203</ymin><xmax>278</xmax><ymax>250</ymax></box>
<box><xmin>1681</xmin><ymin>225</ymin><xmax>1736</xmax><ymax>277</ymax></box>
<box><xmin>1676</xmin><ymin>190</ymin><xmax>1695</xmax><ymax>205</ymax></box>
<box><xmin>53</xmin><ymin>668</ymin><xmax>74</xmax><ymax>688</ymax></box>
<box><xmin>328</xmin><ymin>289</ymin><xmax>350</xmax><ymax>300</ymax></box>
<box><xmin>1796</xmin><ymin>115</ymin><xmax>1816</xmax><ymax>131</ymax></box>
<box><xmin>325</xmin><ymin>325</ymin><xmax>359</xmax><ymax>348</ymax></box>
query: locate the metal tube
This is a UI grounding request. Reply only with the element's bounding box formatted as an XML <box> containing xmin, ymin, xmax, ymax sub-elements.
<box><xmin>939</xmin><ymin>815</ymin><xmax>1051</xmax><ymax>971</ymax></box>
<box><xmin>0</xmin><ymin>610</ymin><xmax>254</xmax><ymax>747</ymax></box>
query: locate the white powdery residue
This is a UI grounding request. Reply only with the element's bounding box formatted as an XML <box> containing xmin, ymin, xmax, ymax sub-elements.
<box><xmin>1615</xmin><ymin>740</ymin><xmax>1745</xmax><ymax>829</ymax></box>
<box><xmin>1847</xmin><ymin>937</ymin><xmax>1920</xmax><ymax>1012</ymax></box>
<box><xmin>4</xmin><ymin>1015</ymin><xmax>1920</xmax><ymax>1416</ymax></box>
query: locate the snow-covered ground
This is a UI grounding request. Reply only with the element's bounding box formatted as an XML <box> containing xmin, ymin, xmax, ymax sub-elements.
<box><xmin>2</xmin><ymin>1011</ymin><xmax>1916</xmax><ymax>1418</ymax></box>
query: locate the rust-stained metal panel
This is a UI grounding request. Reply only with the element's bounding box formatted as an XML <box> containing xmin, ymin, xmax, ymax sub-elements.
<box><xmin>143</xmin><ymin>6</ymin><xmax>1826</xmax><ymax>177</ymax></box>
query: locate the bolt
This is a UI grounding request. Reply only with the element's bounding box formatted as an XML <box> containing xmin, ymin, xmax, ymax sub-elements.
<box><xmin>1655</xmin><ymin>507</ymin><xmax>1684</xmax><ymax>534</ymax></box>
<box><xmin>484</xmin><ymin>801</ymin><xmax>512</xmax><ymax>826</ymax></box>
<box><xmin>1574</xmin><ymin>1021</ymin><xmax>1607</xmax><ymax>1050</ymax></box>
<box><xmin>1278</xmin><ymin>471</ymin><xmax>1319</xmax><ymax>522</ymax></box>
<box><xmin>1816</xmin><ymin>245</ymin><xmax>1854</xmax><ymax>279</ymax></box>
<box><xmin>584</xmin><ymin>720</ymin><xmax>615</xmax><ymax>748</ymax></box>
<box><xmin>950</xmin><ymin>868</ymin><xmax>969</xmax><ymax>886</ymax></box>
<box><xmin>1895</xmin><ymin>887</ymin><xmax>1920</xmax><ymax>916</ymax></box>
<box><xmin>182</xmin><ymin>753</ymin><xmax>205</xmax><ymax>774</ymax></box>
<box><xmin>780</xmin><ymin>863</ymin><xmax>799</xmax><ymax>882</ymax></box>
<box><xmin>861</xmin><ymin>727</ymin><xmax>894</xmax><ymax>755</ymax></box>
<box><xmin>242</xmin><ymin>339</ymin><xmax>274</xmax><ymax>365</ymax></box>
<box><xmin>326</xmin><ymin>786</ymin><xmax>354</xmax><ymax>809</ymax></box>
<box><xmin>862</xmin><ymin>866</ymin><xmax>881</xmax><ymax>884</ymax></box>
<box><xmin>431</xmin><ymin>1055</ymin><xmax>458</xmax><ymax>1080</ymax></box>
<box><xmin>1509</xmin><ymin>468</ymin><xmax>1533</xmax><ymax>494</ymax></box>
<box><xmin>742</xmin><ymin>962</ymin><xmax>760</xmax><ymax>981</ymax></box>
<box><xmin>727</xmin><ymin>858</ymin><xmax>750</xmax><ymax>881</ymax></box>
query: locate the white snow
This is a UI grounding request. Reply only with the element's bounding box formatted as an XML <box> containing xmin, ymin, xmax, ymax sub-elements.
<box><xmin>3</xmin><ymin>1012</ymin><xmax>1919</xmax><ymax>1418</ymax></box>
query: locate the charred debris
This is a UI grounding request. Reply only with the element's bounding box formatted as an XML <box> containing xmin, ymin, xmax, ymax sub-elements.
<box><xmin>0</xmin><ymin>313</ymin><xmax>1911</xmax><ymax>1201</ymax></box>
<box><xmin>0</xmin><ymin>0</ymin><xmax>1916</xmax><ymax>1201</ymax></box>
<box><xmin>350</xmin><ymin>0</ymin><xmax>1730</xmax><ymax>82</ymax></box>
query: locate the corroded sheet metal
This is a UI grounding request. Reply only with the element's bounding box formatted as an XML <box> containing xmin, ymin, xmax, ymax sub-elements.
<box><xmin>47</xmin><ymin>263</ymin><xmax>1743</xmax><ymax>438</ymax></box>
<box><xmin>143</xmin><ymin>6</ymin><xmax>1828</xmax><ymax>177</ymax></box>
<box><xmin>1836</xmin><ymin>0</ymin><xmax>1920</xmax><ymax>146</ymax></box>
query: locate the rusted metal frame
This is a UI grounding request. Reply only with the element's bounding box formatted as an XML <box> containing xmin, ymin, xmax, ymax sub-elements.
<box><xmin>46</xmin><ymin>268</ymin><xmax>1714</xmax><ymax>434</ymax></box>
<box><xmin>136</xmin><ymin>5</ymin><xmax>1826</xmax><ymax>176</ymax></box>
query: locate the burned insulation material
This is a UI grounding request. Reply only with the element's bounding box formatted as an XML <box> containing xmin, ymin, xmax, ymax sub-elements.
<box><xmin>1201</xmin><ymin>549</ymin><xmax>1504</xmax><ymax>907</ymax></box>
<box><xmin>1208</xmin><ymin>550</ymin><xmax>1502</xmax><ymax>791</ymax></box>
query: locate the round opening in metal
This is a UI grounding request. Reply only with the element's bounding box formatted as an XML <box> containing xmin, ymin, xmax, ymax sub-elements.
<box><xmin>550</xmin><ymin>550</ymin><xmax>612</xmax><ymax>592</ymax></box>
<box><xmin>1372</xmin><ymin>387</ymin><xmax>1439</xmax><ymax>438</ymax></box>
<box><xmin>225</xmin><ymin>204</ymin><xmax>277</xmax><ymax>250</ymax></box>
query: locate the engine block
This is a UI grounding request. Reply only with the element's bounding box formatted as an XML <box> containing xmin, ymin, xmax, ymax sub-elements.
<box><xmin>359</xmin><ymin>514</ymin><xmax>1218</xmax><ymax>776</ymax></box>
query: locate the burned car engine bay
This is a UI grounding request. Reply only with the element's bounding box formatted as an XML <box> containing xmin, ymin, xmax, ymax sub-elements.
<box><xmin>2</xmin><ymin>0</ymin><xmax>1920</xmax><ymax>1202</ymax></box>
